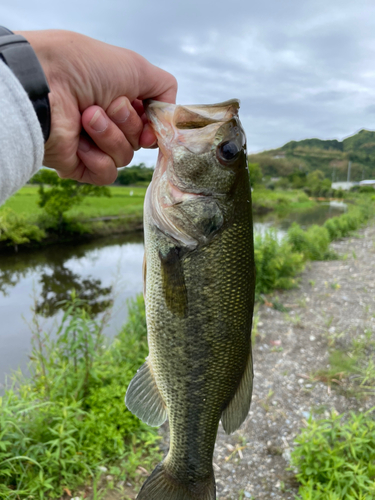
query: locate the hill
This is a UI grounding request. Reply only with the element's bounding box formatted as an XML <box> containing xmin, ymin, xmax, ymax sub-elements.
<box><xmin>248</xmin><ymin>129</ymin><xmax>375</xmax><ymax>181</ymax></box>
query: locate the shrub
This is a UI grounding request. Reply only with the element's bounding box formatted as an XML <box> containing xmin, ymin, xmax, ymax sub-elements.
<box><xmin>254</xmin><ymin>230</ymin><xmax>305</xmax><ymax>296</ymax></box>
<box><xmin>0</xmin><ymin>208</ymin><xmax>45</xmax><ymax>251</ymax></box>
<box><xmin>287</xmin><ymin>223</ymin><xmax>334</xmax><ymax>261</ymax></box>
<box><xmin>291</xmin><ymin>409</ymin><xmax>375</xmax><ymax>500</ymax></box>
<box><xmin>323</xmin><ymin>204</ymin><xmax>374</xmax><ymax>241</ymax></box>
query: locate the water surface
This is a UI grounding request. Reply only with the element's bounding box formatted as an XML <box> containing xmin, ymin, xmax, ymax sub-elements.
<box><xmin>0</xmin><ymin>234</ymin><xmax>144</xmax><ymax>386</ymax></box>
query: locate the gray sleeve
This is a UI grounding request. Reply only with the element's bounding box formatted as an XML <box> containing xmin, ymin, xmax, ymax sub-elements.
<box><xmin>0</xmin><ymin>61</ymin><xmax>44</xmax><ymax>206</ymax></box>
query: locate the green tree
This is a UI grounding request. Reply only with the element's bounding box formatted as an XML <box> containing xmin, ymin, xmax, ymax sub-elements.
<box><xmin>33</xmin><ymin>169</ymin><xmax>111</xmax><ymax>229</ymax></box>
<box><xmin>305</xmin><ymin>170</ymin><xmax>332</xmax><ymax>197</ymax></box>
<box><xmin>116</xmin><ymin>163</ymin><xmax>154</xmax><ymax>185</ymax></box>
<box><xmin>248</xmin><ymin>162</ymin><xmax>263</xmax><ymax>186</ymax></box>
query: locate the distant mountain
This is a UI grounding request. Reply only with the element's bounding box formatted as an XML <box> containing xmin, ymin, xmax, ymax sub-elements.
<box><xmin>282</xmin><ymin>129</ymin><xmax>375</xmax><ymax>154</ymax></box>
<box><xmin>248</xmin><ymin>129</ymin><xmax>375</xmax><ymax>181</ymax></box>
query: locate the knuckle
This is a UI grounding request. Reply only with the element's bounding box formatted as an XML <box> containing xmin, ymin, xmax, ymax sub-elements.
<box><xmin>92</xmin><ymin>153</ymin><xmax>115</xmax><ymax>174</ymax></box>
<box><xmin>111</xmin><ymin>131</ymin><xmax>126</xmax><ymax>150</ymax></box>
<box><xmin>120</xmin><ymin>148</ymin><xmax>134</xmax><ymax>167</ymax></box>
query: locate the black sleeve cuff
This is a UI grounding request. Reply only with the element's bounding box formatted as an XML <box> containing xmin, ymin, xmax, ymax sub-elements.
<box><xmin>0</xmin><ymin>26</ymin><xmax>51</xmax><ymax>142</ymax></box>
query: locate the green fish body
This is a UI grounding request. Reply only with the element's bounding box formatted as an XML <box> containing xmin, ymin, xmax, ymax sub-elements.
<box><xmin>125</xmin><ymin>100</ymin><xmax>255</xmax><ymax>500</ymax></box>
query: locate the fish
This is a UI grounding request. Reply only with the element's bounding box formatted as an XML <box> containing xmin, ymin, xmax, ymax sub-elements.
<box><xmin>125</xmin><ymin>99</ymin><xmax>255</xmax><ymax>500</ymax></box>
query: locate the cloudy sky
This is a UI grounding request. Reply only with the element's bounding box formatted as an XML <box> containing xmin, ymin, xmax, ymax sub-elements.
<box><xmin>4</xmin><ymin>0</ymin><xmax>375</xmax><ymax>166</ymax></box>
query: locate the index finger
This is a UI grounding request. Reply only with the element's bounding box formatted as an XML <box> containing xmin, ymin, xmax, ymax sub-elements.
<box><xmin>132</xmin><ymin>53</ymin><xmax>178</xmax><ymax>104</ymax></box>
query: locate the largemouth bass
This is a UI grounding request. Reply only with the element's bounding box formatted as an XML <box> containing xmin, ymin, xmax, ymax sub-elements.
<box><xmin>125</xmin><ymin>99</ymin><xmax>255</xmax><ymax>500</ymax></box>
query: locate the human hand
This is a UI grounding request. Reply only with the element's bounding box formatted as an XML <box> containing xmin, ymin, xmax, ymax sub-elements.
<box><xmin>16</xmin><ymin>30</ymin><xmax>177</xmax><ymax>185</ymax></box>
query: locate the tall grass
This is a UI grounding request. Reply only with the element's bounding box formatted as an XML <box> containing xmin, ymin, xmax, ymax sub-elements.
<box><xmin>0</xmin><ymin>294</ymin><xmax>160</xmax><ymax>499</ymax></box>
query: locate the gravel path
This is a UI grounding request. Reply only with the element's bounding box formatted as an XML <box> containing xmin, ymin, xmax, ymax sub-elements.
<box><xmin>157</xmin><ymin>223</ymin><xmax>375</xmax><ymax>500</ymax></box>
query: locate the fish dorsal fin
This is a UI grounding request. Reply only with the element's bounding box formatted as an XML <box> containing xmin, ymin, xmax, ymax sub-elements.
<box><xmin>221</xmin><ymin>350</ymin><xmax>253</xmax><ymax>434</ymax></box>
<box><xmin>125</xmin><ymin>360</ymin><xmax>167</xmax><ymax>427</ymax></box>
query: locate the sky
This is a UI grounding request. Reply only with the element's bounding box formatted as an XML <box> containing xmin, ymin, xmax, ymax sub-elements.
<box><xmin>4</xmin><ymin>0</ymin><xmax>375</xmax><ymax>166</ymax></box>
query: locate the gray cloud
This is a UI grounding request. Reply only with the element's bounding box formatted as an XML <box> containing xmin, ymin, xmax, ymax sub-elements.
<box><xmin>4</xmin><ymin>0</ymin><xmax>375</xmax><ymax>163</ymax></box>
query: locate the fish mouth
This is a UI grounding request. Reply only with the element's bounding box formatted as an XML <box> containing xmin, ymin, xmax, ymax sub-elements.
<box><xmin>145</xmin><ymin>99</ymin><xmax>241</xmax><ymax>247</ymax></box>
<box><xmin>145</xmin><ymin>99</ymin><xmax>240</xmax><ymax>156</ymax></box>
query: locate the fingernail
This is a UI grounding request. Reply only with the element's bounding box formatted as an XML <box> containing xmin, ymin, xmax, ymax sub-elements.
<box><xmin>78</xmin><ymin>137</ymin><xmax>91</xmax><ymax>152</ymax></box>
<box><xmin>89</xmin><ymin>110</ymin><xmax>108</xmax><ymax>132</ymax></box>
<box><xmin>111</xmin><ymin>99</ymin><xmax>130</xmax><ymax>123</ymax></box>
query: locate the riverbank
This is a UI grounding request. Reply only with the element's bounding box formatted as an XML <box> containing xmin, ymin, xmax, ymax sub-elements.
<box><xmin>1</xmin><ymin>218</ymin><xmax>374</xmax><ymax>498</ymax></box>
<box><xmin>0</xmin><ymin>186</ymin><xmax>322</xmax><ymax>252</ymax></box>
<box><xmin>188</xmin><ymin>222</ymin><xmax>374</xmax><ymax>499</ymax></box>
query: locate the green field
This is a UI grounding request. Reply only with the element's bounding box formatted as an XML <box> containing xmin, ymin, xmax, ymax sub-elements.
<box><xmin>2</xmin><ymin>185</ymin><xmax>316</xmax><ymax>219</ymax></box>
<box><xmin>0</xmin><ymin>185</ymin><xmax>147</xmax><ymax>220</ymax></box>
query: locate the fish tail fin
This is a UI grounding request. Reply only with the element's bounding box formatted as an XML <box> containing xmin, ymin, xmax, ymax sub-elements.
<box><xmin>137</xmin><ymin>462</ymin><xmax>215</xmax><ymax>500</ymax></box>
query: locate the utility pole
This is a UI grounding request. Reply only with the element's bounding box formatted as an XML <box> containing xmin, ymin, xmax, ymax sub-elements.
<box><xmin>347</xmin><ymin>161</ymin><xmax>352</xmax><ymax>183</ymax></box>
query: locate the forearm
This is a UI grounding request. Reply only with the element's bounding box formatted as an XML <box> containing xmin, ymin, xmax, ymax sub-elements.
<box><xmin>0</xmin><ymin>61</ymin><xmax>44</xmax><ymax>206</ymax></box>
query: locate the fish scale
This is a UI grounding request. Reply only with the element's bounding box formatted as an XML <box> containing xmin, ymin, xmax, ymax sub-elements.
<box><xmin>125</xmin><ymin>99</ymin><xmax>255</xmax><ymax>500</ymax></box>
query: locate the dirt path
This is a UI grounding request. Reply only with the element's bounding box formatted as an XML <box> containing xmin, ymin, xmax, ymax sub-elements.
<box><xmin>157</xmin><ymin>223</ymin><xmax>375</xmax><ymax>499</ymax></box>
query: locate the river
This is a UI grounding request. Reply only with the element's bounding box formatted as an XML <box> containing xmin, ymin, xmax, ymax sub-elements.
<box><xmin>0</xmin><ymin>201</ymin><xmax>346</xmax><ymax>386</ymax></box>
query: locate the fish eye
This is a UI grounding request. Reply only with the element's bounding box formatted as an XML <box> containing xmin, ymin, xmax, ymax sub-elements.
<box><xmin>219</xmin><ymin>141</ymin><xmax>240</xmax><ymax>161</ymax></box>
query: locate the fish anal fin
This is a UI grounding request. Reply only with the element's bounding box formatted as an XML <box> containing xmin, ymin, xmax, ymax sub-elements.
<box><xmin>221</xmin><ymin>350</ymin><xmax>253</xmax><ymax>434</ymax></box>
<box><xmin>125</xmin><ymin>360</ymin><xmax>167</xmax><ymax>427</ymax></box>
<box><xmin>137</xmin><ymin>462</ymin><xmax>215</xmax><ymax>500</ymax></box>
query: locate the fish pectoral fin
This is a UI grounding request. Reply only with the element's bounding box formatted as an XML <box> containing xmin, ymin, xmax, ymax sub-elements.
<box><xmin>142</xmin><ymin>252</ymin><xmax>147</xmax><ymax>299</ymax></box>
<box><xmin>221</xmin><ymin>350</ymin><xmax>253</xmax><ymax>434</ymax></box>
<box><xmin>125</xmin><ymin>360</ymin><xmax>167</xmax><ymax>427</ymax></box>
<box><xmin>159</xmin><ymin>247</ymin><xmax>188</xmax><ymax>318</ymax></box>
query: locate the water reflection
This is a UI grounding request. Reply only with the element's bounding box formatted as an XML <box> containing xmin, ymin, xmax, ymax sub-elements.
<box><xmin>0</xmin><ymin>233</ymin><xmax>144</xmax><ymax>385</ymax></box>
<box><xmin>35</xmin><ymin>265</ymin><xmax>112</xmax><ymax>317</ymax></box>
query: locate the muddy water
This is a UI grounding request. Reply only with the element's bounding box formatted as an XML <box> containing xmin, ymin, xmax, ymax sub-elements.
<box><xmin>0</xmin><ymin>202</ymin><xmax>346</xmax><ymax>385</ymax></box>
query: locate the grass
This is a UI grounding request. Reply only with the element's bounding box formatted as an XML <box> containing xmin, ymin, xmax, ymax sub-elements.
<box><xmin>0</xmin><ymin>294</ymin><xmax>160</xmax><ymax>499</ymax></box>
<box><xmin>312</xmin><ymin>329</ymin><xmax>375</xmax><ymax>399</ymax></box>
<box><xmin>291</xmin><ymin>408</ymin><xmax>375</xmax><ymax>499</ymax></box>
<box><xmin>252</xmin><ymin>188</ymin><xmax>314</xmax><ymax>214</ymax></box>
<box><xmin>0</xmin><ymin>185</ymin><xmax>147</xmax><ymax>221</ymax></box>
<box><xmin>2</xmin><ymin>185</ymin><xmax>314</xmax><ymax>220</ymax></box>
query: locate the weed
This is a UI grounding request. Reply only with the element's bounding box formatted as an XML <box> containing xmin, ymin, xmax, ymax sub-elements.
<box><xmin>259</xmin><ymin>389</ymin><xmax>274</xmax><ymax>412</ymax></box>
<box><xmin>314</xmin><ymin>331</ymin><xmax>375</xmax><ymax>398</ymax></box>
<box><xmin>291</xmin><ymin>408</ymin><xmax>375</xmax><ymax>499</ymax></box>
<box><xmin>324</xmin><ymin>315</ymin><xmax>334</xmax><ymax>328</ymax></box>
<box><xmin>330</xmin><ymin>282</ymin><xmax>340</xmax><ymax>290</ymax></box>
<box><xmin>297</xmin><ymin>297</ymin><xmax>307</xmax><ymax>308</ymax></box>
<box><xmin>308</xmin><ymin>280</ymin><xmax>316</xmax><ymax>287</ymax></box>
<box><xmin>271</xmin><ymin>299</ymin><xmax>290</xmax><ymax>312</ymax></box>
<box><xmin>284</xmin><ymin>312</ymin><xmax>303</xmax><ymax>327</ymax></box>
